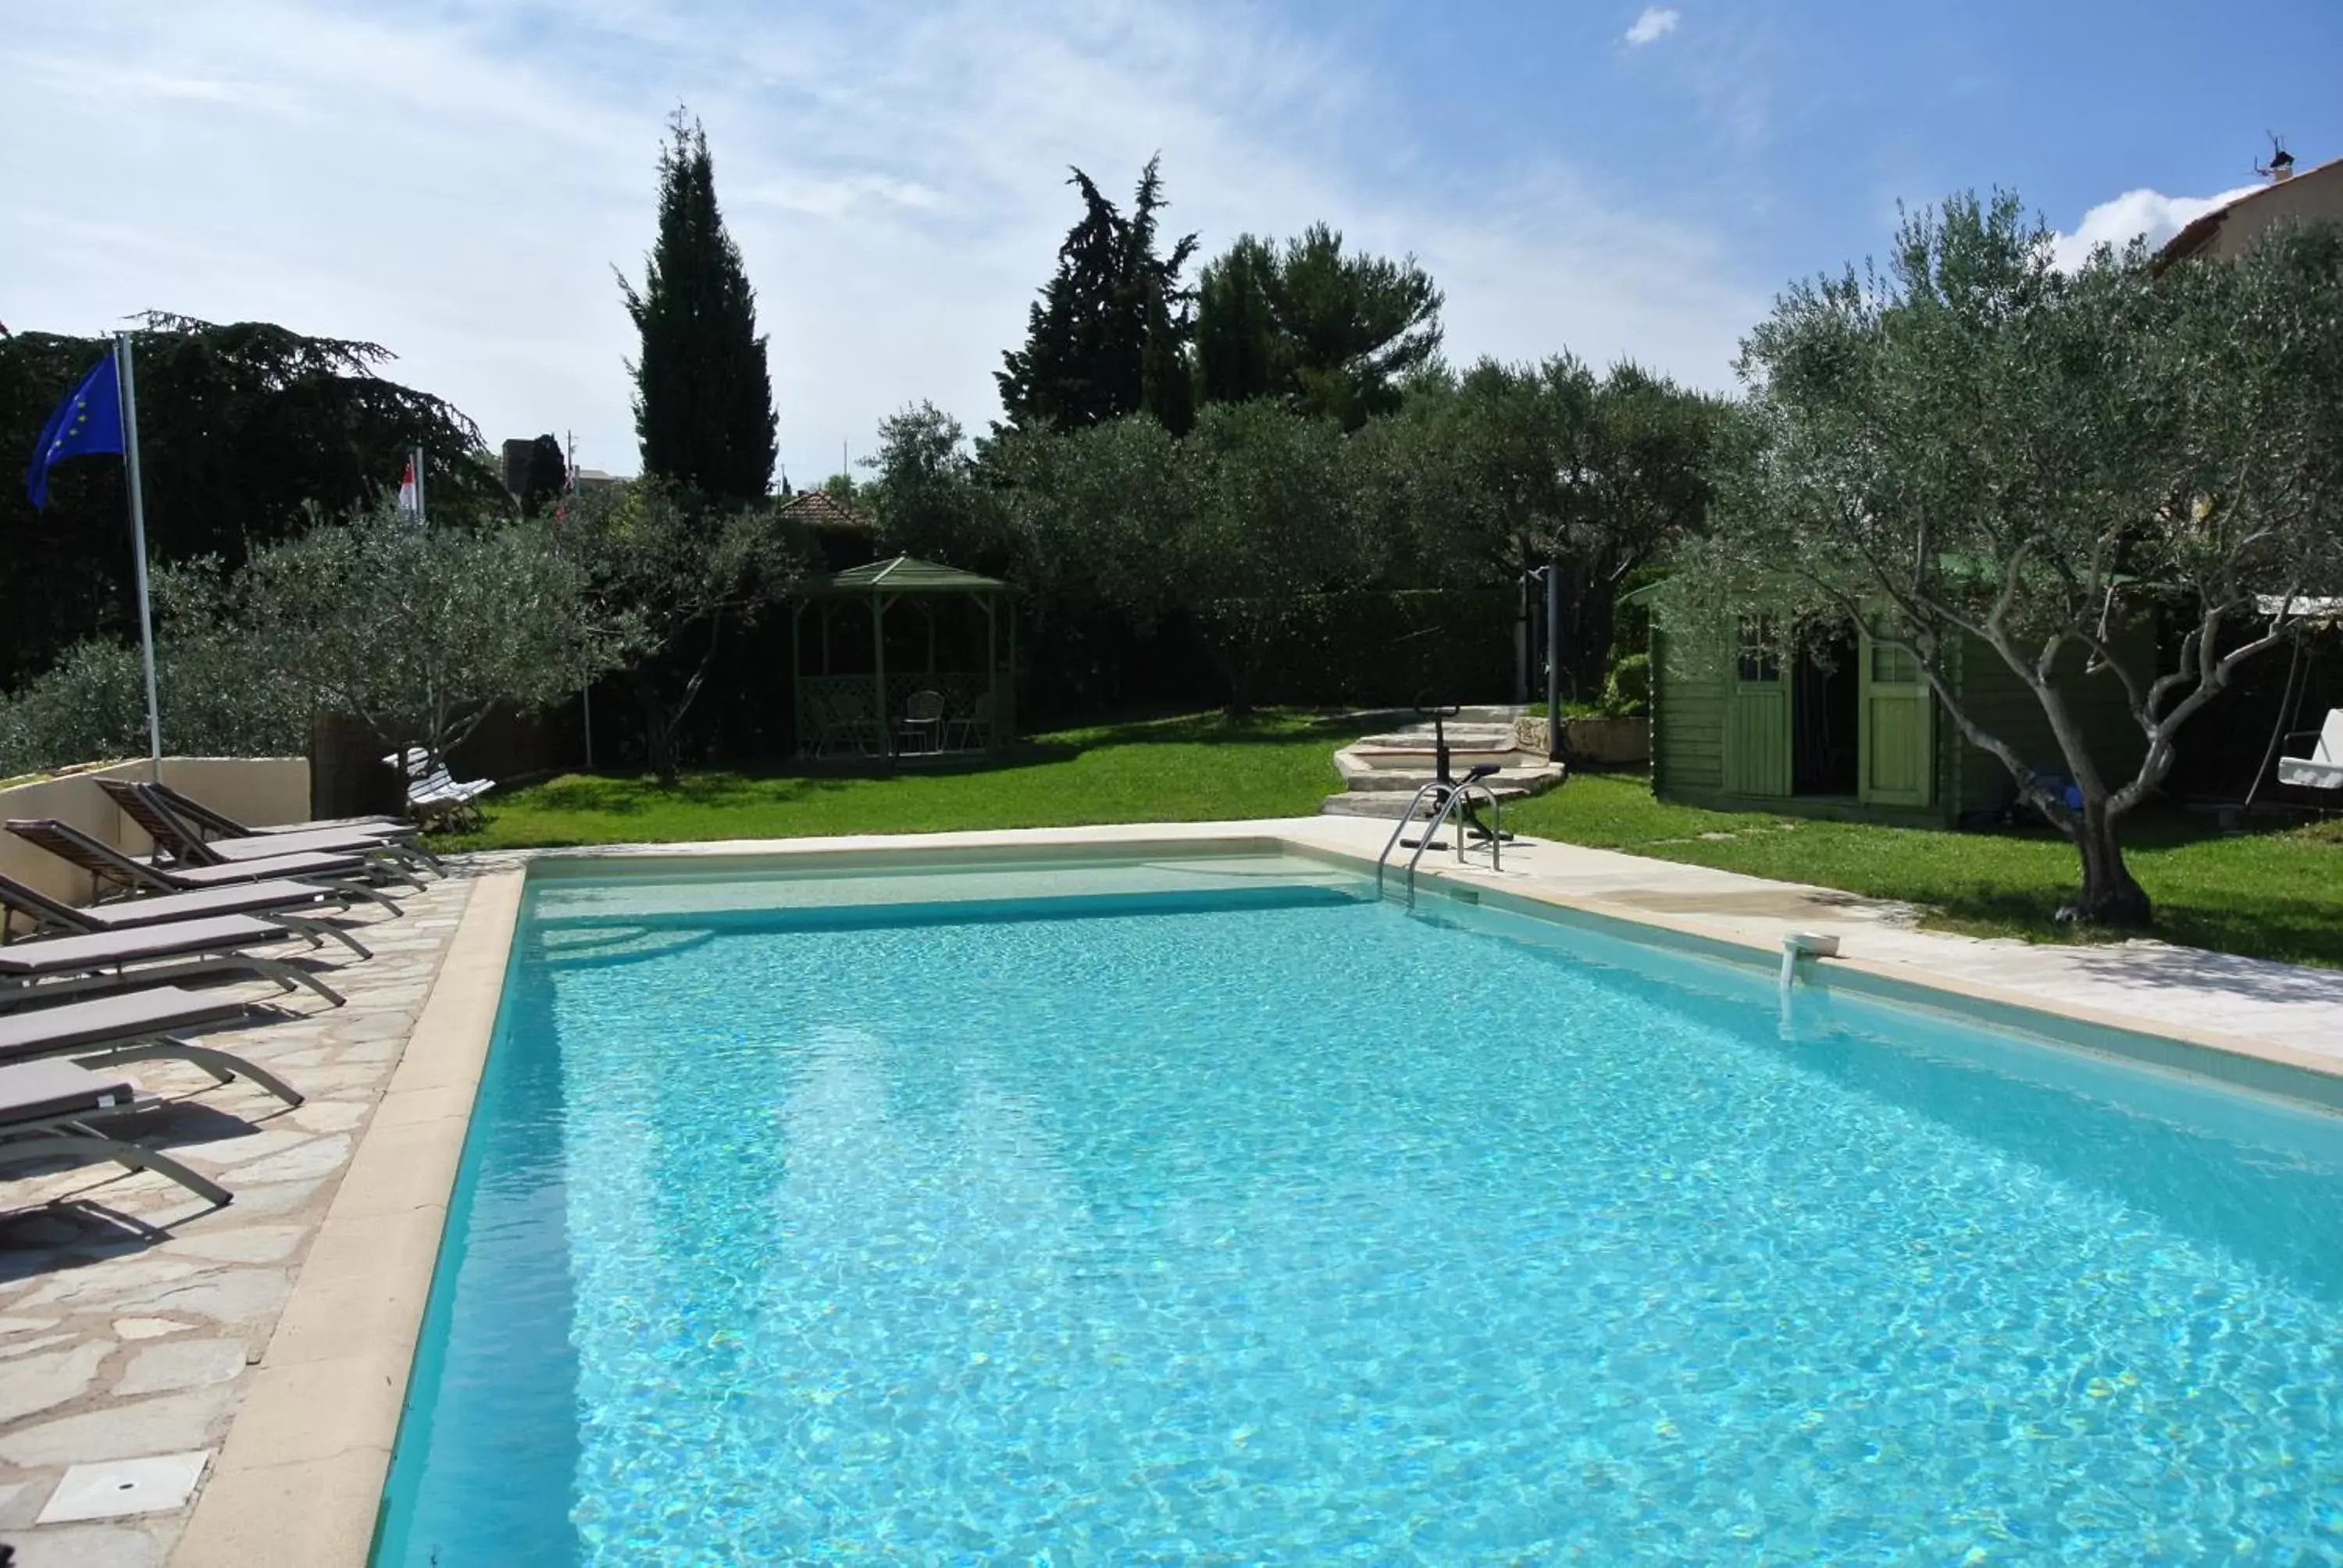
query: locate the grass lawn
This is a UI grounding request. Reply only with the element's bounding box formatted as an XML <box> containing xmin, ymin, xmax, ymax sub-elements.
<box><xmin>444</xmin><ymin>707</ymin><xmax>2343</xmax><ymax>970</ymax></box>
<box><xmin>1506</xmin><ymin>773</ymin><xmax>2343</xmax><ymax>971</ymax></box>
<box><xmin>440</xmin><ymin>710</ymin><xmax>1366</xmax><ymax>849</ymax></box>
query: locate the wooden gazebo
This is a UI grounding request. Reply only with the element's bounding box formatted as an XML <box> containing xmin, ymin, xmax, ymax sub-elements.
<box><xmin>790</xmin><ymin>556</ymin><xmax>1016</xmax><ymax>761</ymax></box>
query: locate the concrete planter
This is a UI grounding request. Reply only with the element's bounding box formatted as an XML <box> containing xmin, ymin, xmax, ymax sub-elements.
<box><xmin>1514</xmin><ymin>715</ymin><xmax>1651</xmax><ymax>766</ymax></box>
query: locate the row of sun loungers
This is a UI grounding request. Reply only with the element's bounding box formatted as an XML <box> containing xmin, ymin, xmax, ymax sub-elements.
<box><xmin>0</xmin><ymin>781</ymin><xmax>444</xmax><ymax>1211</ymax></box>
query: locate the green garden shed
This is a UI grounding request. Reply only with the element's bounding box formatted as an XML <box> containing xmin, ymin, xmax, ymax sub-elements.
<box><xmin>1643</xmin><ymin>604</ymin><xmax>2150</xmax><ymax>826</ymax></box>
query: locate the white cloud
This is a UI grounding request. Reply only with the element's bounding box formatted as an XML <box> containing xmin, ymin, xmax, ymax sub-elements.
<box><xmin>1624</xmin><ymin>7</ymin><xmax>1681</xmax><ymax>47</ymax></box>
<box><xmin>1</xmin><ymin>1</ymin><xmax>1757</xmax><ymax>484</ymax></box>
<box><xmin>2049</xmin><ymin>183</ymin><xmax>2259</xmax><ymax>271</ymax></box>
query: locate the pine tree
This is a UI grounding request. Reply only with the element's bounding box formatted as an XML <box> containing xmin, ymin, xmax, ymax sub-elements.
<box><xmin>620</xmin><ymin>110</ymin><xmax>777</xmax><ymax>501</ymax></box>
<box><xmin>1193</xmin><ymin>235</ymin><xmax>1282</xmax><ymax>406</ymax></box>
<box><xmin>997</xmin><ymin>157</ymin><xmax>1196</xmax><ymax>433</ymax></box>
<box><xmin>1192</xmin><ymin>224</ymin><xmax>1443</xmax><ymax>428</ymax></box>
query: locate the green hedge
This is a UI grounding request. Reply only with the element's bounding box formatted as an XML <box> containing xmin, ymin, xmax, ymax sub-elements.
<box><xmin>1246</xmin><ymin>588</ymin><xmax>1517</xmax><ymax>707</ymax></box>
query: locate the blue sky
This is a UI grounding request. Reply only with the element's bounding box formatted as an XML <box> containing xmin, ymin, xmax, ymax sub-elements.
<box><xmin>5</xmin><ymin>1</ymin><xmax>2336</xmax><ymax>486</ymax></box>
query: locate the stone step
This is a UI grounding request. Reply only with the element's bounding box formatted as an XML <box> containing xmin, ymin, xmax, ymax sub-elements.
<box><xmin>1343</xmin><ymin>765</ymin><xmax>1556</xmax><ymax>795</ymax></box>
<box><xmin>1343</xmin><ymin>757</ymin><xmax>1525</xmax><ymax>784</ymax></box>
<box><xmin>1324</xmin><ymin>711</ymin><xmax>1560</xmax><ymax>818</ymax></box>
<box><xmin>1353</xmin><ymin>728</ymin><xmax>1519</xmax><ymax>751</ymax></box>
<box><xmin>1319</xmin><ymin>787</ymin><xmax>1538</xmax><ymax>820</ymax></box>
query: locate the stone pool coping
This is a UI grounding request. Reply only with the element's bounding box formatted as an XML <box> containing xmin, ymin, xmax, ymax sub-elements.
<box><xmin>173</xmin><ymin>817</ymin><xmax>2343</xmax><ymax>1565</ymax></box>
<box><xmin>170</xmin><ymin>868</ymin><xmax>524</xmax><ymax>1568</ymax></box>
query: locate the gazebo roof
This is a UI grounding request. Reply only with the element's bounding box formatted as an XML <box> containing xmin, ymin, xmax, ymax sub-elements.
<box><xmin>801</xmin><ymin>555</ymin><xmax>1010</xmax><ymax>597</ymax></box>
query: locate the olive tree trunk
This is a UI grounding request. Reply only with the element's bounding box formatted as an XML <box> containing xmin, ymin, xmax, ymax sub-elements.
<box><xmin>2067</xmin><ymin>797</ymin><xmax>2152</xmax><ymax>926</ymax></box>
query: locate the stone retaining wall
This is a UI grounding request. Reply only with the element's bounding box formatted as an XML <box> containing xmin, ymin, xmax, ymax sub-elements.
<box><xmin>1512</xmin><ymin>716</ymin><xmax>1651</xmax><ymax>767</ymax></box>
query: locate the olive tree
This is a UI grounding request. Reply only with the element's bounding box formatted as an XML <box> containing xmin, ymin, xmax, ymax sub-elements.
<box><xmin>1693</xmin><ymin>193</ymin><xmax>2343</xmax><ymax>925</ymax></box>
<box><xmin>0</xmin><ymin>564</ymin><xmax>310</xmax><ymax>775</ymax></box>
<box><xmin>868</xmin><ymin>403</ymin><xmax>1018</xmax><ymax>576</ymax></box>
<box><xmin>235</xmin><ymin>501</ymin><xmax>631</xmax><ymax>775</ymax></box>
<box><xmin>555</xmin><ymin>478</ymin><xmax>801</xmax><ymax>782</ymax></box>
<box><xmin>1176</xmin><ymin>401</ymin><xmax>1375</xmax><ymax>711</ymax></box>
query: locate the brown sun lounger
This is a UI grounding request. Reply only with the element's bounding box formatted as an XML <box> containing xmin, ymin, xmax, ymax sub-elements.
<box><xmin>0</xmin><ymin>985</ymin><xmax>300</xmax><ymax>1107</ymax></box>
<box><xmin>0</xmin><ymin>870</ymin><xmax>375</xmax><ymax>960</ymax></box>
<box><xmin>102</xmin><ymin>781</ymin><xmax>442</xmax><ymax>877</ymax></box>
<box><xmin>6</xmin><ymin>818</ymin><xmax>408</xmax><ymax>910</ymax></box>
<box><xmin>0</xmin><ymin>1058</ymin><xmax>232</xmax><ymax>1206</ymax></box>
<box><xmin>144</xmin><ymin>779</ymin><xmax>412</xmax><ymax>840</ymax></box>
<box><xmin>0</xmin><ymin>915</ymin><xmax>348</xmax><ymax>1007</ymax></box>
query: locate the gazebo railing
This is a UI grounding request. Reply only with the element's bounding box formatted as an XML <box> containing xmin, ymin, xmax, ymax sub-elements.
<box><xmin>797</xmin><ymin>672</ymin><xmax>997</xmax><ymax>758</ymax></box>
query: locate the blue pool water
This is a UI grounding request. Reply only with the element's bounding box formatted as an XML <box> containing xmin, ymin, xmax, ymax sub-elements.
<box><xmin>376</xmin><ymin>864</ymin><xmax>2343</xmax><ymax>1564</ymax></box>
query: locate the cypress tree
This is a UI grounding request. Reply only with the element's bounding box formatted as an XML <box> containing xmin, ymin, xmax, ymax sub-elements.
<box><xmin>620</xmin><ymin>109</ymin><xmax>777</xmax><ymax>501</ymax></box>
<box><xmin>997</xmin><ymin>157</ymin><xmax>1196</xmax><ymax>433</ymax></box>
<box><xmin>517</xmin><ymin>433</ymin><xmax>568</xmax><ymax>516</ymax></box>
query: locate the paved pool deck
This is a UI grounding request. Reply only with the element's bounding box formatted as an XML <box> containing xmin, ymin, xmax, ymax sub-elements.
<box><xmin>1</xmin><ymin>819</ymin><xmax>2338</xmax><ymax>1566</ymax></box>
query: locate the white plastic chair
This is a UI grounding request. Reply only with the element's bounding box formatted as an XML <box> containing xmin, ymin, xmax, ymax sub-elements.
<box><xmin>898</xmin><ymin>690</ymin><xmax>946</xmax><ymax>754</ymax></box>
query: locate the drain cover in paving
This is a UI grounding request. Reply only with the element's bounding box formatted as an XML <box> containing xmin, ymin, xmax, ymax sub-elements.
<box><xmin>35</xmin><ymin>1449</ymin><xmax>211</xmax><ymax>1523</ymax></box>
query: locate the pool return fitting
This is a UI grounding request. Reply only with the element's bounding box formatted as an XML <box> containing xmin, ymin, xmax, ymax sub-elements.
<box><xmin>1778</xmin><ymin>930</ymin><xmax>1841</xmax><ymax>992</ymax></box>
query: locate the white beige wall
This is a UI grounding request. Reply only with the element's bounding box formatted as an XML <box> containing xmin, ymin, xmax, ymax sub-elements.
<box><xmin>159</xmin><ymin>758</ymin><xmax>312</xmax><ymax>832</ymax></box>
<box><xmin>2203</xmin><ymin>162</ymin><xmax>2343</xmax><ymax>260</ymax></box>
<box><xmin>0</xmin><ymin>757</ymin><xmax>310</xmax><ymax>910</ymax></box>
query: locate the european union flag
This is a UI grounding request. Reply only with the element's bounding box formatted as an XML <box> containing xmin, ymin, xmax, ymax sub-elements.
<box><xmin>24</xmin><ymin>352</ymin><xmax>124</xmax><ymax>511</ymax></box>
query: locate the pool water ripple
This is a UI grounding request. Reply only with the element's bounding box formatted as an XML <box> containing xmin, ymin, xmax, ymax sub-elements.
<box><xmin>376</xmin><ymin>886</ymin><xmax>2343</xmax><ymax>1564</ymax></box>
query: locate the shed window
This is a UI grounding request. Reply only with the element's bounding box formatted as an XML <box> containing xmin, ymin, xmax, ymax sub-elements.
<box><xmin>1870</xmin><ymin>642</ymin><xmax>1920</xmax><ymax>684</ymax></box>
<box><xmin>1735</xmin><ymin>618</ymin><xmax>1779</xmax><ymax>682</ymax></box>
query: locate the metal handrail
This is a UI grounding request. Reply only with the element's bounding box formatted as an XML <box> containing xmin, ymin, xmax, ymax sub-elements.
<box><xmin>1374</xmin><ymin>781</ymin><xmax>1453</xmax><ymax>900</ymax></box>
<box><xmin>1396</xmin><ymin>780</ymin><xmax>1502</xmax><ymax>907</ymax></box>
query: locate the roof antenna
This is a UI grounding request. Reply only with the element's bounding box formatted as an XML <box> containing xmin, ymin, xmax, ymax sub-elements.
<box><xmin>2254</xmin><ymin>133</ymin><xmax>2295</xmax><ymax>182</ymax></box>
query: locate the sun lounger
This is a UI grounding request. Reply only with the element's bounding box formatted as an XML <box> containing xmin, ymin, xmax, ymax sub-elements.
<box><xmin>0</xmin><ymin>985</ymin><xmax>301</xmax><ymax>1107</ymax></box>
<box><xmin>0</xmin><ymin>915</ymin><xmax>347</xmax><ymax>1008</ymax></box>
<box><xmin>0</xmin><ymin>1059</ymin><xmax>231</xmax><ymax>1206</ymax></box>
<box><xmin>101</xmin><ymin>780</ymin><xmax>441</xmax><ymax>878</ymax></box>
<box><xmin>6</xmin><ymin>818</ymin><xmax>411</xmax><ymax>909</ymax></box>
<box><xmin>0</xmin><ymin>871</ymin><xmax>374</xmax><ymax>960</ymax></box>
<box><xmin>141</xmin><ymin>779</ymin><xmax>412</xmax><ymax>840</ymax></box>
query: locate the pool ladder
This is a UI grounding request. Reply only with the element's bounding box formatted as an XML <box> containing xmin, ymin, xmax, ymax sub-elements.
<box><xmin>1375</xmin><ymin>765</ymin><xmax>1503</xmax><ymax>907</ymax></box>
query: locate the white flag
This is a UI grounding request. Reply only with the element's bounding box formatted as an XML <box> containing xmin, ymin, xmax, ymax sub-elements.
<box><xmin>396</xmin><ymin>457</ymin><xmax>419</xmax><ymax>519</ymax></box>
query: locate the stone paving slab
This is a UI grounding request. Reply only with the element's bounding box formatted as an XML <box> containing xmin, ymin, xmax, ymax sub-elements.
<box><xmin>0</xmin><ymin>864</ymin><xmax>482</xmax><ymax>1567</ymax></box>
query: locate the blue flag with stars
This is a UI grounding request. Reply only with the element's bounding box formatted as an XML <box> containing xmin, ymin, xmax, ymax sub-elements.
<box><xmin>24</xmin><ymin>352</ymin><xmax>124</xmax><ymax>511</ymax></box>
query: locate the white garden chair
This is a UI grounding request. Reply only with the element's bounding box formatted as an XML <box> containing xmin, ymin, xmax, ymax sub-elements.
<box><xmin>2277</xmin><ymin>709</ymin><xmax>2343</xmax><ymax>793</ymax></box>
<box><xmin>383</xmin><ymin>748</ymin><xmax>494</xmax><ymax>826</ymax></box>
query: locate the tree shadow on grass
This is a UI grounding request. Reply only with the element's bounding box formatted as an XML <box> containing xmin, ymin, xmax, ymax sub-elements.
<box><xmin>1033</xmin><ymin>707</ymin><xmax>1389</xmax><ymax>750</ymax></box>
<box><xmin>1895</xmin><ymin>880</ymin><xmax>2343</xmax><ymax>973</ymax></box>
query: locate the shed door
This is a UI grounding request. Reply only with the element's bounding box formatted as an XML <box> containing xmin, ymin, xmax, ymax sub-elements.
<box><xmin>1859</xmin><ymin>634</ymin><xmax>1935</xmax><ymax>808</ymax></box>
<box><xmin>1723</xmin><ymin>619</ymin><xmax>1791</xmax><ymax>797</ymax></box>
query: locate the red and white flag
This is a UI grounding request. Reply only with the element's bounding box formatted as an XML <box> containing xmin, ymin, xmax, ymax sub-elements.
<box><xmin>396</xmin><ymin>457</ymin><xmax>419</xmax><ymax>519</ymax></box>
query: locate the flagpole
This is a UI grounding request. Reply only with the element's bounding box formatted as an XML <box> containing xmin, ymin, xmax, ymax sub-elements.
<box><xmin>412</xmin><ymin>444</ymin><xmax>426</xmax><ymax>526</ymax></box>
<box><xmin>565</xmin><ymin>429</ymin><xmax>591</xmax><ymax>770</ymax></box>
<box><xmin>115</xmin><ymin>332</ymin><xmax>164</xmax><ymax>773</ymax></box>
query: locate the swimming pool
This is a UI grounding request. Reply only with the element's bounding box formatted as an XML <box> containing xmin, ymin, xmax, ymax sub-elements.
<box><xmin>375</xmin><ymin>853</ymin><xmax>2343</xmax><ymax>1563</ymax></box>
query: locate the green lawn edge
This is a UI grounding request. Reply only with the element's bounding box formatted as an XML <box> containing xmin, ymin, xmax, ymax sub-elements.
<box><xmin>436</xmin><ymin>709</ymin><xmax>2343</xmax><ymax>971</ymax></box>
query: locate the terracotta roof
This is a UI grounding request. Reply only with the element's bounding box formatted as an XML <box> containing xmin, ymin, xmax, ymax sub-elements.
<box><xmin>776</xmin><ymin>489</ymin><xmax>874</xmax><ymax>531</ymax></box>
